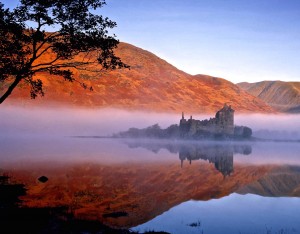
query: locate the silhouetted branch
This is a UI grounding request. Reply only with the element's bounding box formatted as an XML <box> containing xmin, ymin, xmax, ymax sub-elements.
<box><xmin>0</xmin><ymin>0</ymin><xmax>129</xmax><ymax>103</ymax></box>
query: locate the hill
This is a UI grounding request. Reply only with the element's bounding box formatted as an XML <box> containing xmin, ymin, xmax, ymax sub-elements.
<box><xmin>5</xmin><ymin>42</ymin><xmax>274</xmax><ymax>113</ymax></box>
<box><xmin>238</xmin><ymin>81</ymin><xmax>300</xmax><ymax>113</ymax></box>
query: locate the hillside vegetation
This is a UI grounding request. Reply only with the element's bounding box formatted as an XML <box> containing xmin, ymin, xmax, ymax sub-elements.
<box><xmin>5</xmin><ymin>42</ymin><xmax>274</xmax><ymax>113</ymax></box>
<box><xmin>238</xmin><ymin>81</ymin><xmax>300</xmax><ymax>113</ymax></box>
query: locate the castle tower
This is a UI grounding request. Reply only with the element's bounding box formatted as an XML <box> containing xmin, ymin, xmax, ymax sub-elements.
<box><xmin>215</xmin><ymin>103</ymin><xmax>234</xmax><ymax>135</ymax></box>
<box><xmin>179</xmin><ymin>111</ymin><xmax>189</xmax><ymax>137</ymax></box>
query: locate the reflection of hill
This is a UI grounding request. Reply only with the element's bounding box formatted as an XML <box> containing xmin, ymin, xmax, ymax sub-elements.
<box><xmin>0</xmin><ymin>176</ymin><xmax>131</xmax><ymax>233</ymax></box>
<box><xmin>124</xmin><ymin>140</ymin><xmax>252</xmax><ymax>177</ymax></box>
<box><xmin>238</xmin><ymin>166</ymin><xmax>300</xmax><ymax>197</ymax></box>
<box><xmin>3</xmin><ymin>161</ymin><xmax>271</xmax><ymax>228</ymax></box>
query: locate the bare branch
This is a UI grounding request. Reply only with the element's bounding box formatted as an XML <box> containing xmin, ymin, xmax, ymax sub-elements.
<box><xmin>31</xmin><ymin>55</ymin><xmax>61</xmax><ymax>69</ymax></box>
<box><xmin>35</xmin><ymin>45</ymin><xmax>55</xmax><ymax>61</ymax></box>
<box><xmin>35</xmin><ymin>32</ymin><xmax>60</xmax><ymax>52</ymax></box>
<box><xmin>32</xmin><ymin>61</ymin><xmax>96</xmax><ymax>73</ymax></box>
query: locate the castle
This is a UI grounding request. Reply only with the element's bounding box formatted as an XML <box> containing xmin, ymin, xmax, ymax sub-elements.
<box><xmin>117</xmin><ymin>103</ymin><xmax>252</xmax><ymax>139</ymax></box>
<box><xmin>179</xmin><ymin>104</ymin><xmax>235</xmax><ymax>138</ymax></box>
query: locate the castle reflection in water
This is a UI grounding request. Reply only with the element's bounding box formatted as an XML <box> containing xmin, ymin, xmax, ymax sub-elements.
<box><xmin>179</xmin><ymin>144</ymin><xmax>252</xmax><ymax>176</ymax></box>
<box><xmin>124</xmin><ymin>140</ymin><xmax>252</xmax><ymax>177</ymax></box>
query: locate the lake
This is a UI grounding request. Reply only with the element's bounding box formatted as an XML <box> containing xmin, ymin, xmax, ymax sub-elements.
<box><xmin>1</xmin><ymin>136</ymin><xmax>300</xmax><ymax>233</ymax></box>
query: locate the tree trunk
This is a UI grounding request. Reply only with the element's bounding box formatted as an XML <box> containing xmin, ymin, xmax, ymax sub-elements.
<box><xmin>0</xmin><ymin>75</ymin><xmax>22</xmax><ymax>104</ymax></box>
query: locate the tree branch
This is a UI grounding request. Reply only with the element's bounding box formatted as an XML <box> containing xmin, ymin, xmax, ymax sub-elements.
<box><xmin>0</xmin><ymin>75</ymin><xmax>22</xmax><ymax>104</ymax></box>
<box><xmin>0</xmin><ymin>0</ymin><xmax>129</xmax><ymax>104</ymax></box>
<box><xmin>35</xmin><ymin>45</ymin><xmax>55</xmax><ymax>61</ymax></box>
<box><xmin>32</xmin><ymin>60</ymin><xmax>91</xmax><ymax>70</ymax></box>
<box><xmin>35</xmin><ymin>32</ymin><xmax>60</xmax><ymax>52</ymax></box>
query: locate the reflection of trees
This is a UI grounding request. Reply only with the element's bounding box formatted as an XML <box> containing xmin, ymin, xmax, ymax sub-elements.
<box><xmin>124</xmin><ymin>140</ymin><xmax>252</xmax><ymax>177</ymax></box>
<box><xmin>0</xmin><ymin>175</ymin><xmax>128</xmax><ymax>233</ymax></box>
<box><xmin>0</xmin><ymin>175</ymin><xmax>26</xmax><ymax>208</ymax></box>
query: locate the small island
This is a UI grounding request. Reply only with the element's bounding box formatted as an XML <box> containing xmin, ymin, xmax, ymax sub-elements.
<box><xmin>116</xmin><ymin>104</ymin><xmax>252</xmax><ymax>140</ymax></box>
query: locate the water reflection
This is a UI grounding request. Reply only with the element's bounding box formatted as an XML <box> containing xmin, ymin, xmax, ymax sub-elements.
<box><xmin>1</xmin><ymin>137</ymin><xmax>300</xmax><ymax>232</ymax></box>
<box><xmin>238</xmin><ymin>165</ymin><xmax>300</xmax><ymax>197</ymax></box>
<box><xmin>133</xmin><ymin>193</ymin><xmax>300</xmax><ymax>234</ymax></box>
<box><xmin>179</xmin><ymin>144</ymin><xmax>251</xmax><ymax>177</ymax></box>
<box><xmin>124</xmin><ymin>140</ymin><xmax>252</xmax><ymax>177</ymax></box>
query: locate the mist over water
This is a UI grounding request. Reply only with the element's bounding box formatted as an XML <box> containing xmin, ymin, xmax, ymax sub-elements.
<box><xmin>235</xmin><ymin>114</ymin><xmax>300</xmax><ymax>140</ymax></box>
<box><xmin>0</xmin><ymin>106</ymin><xmax>178</xmax><ymax>137</ymax></box>
<box><xmin>1</xmin><ymin>105</ymin><xmax>300</xmax><ymax>167</ymax></box>
<box><xmin>1</xmin><ymin>106</ymin><xmax>300</xmax><ymax>139</ymax></box>
<box><xmin>1</xmin><ymin>106</ymin><xmax>300</xmax><ymax>233</ymax></box>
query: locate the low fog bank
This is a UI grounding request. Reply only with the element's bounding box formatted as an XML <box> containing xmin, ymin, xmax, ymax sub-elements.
<box><xmin>0</xmin><ymin>106</ymin><xmax>179</xmax><ymax>137</ymax></box>
<box><xmin>0</xmin><ymin>106</ymin><xmax>300</xmax><ymax>140</ymax></box>
<box><xmin>235</xmin><ymin>114</ymin><xmax>300</xmax><ymax>140</ymax></box>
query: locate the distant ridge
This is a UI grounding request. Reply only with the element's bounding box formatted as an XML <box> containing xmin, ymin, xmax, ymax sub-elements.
<box><xmin>5</xmin><ymin>42</ymin><xmax>274</xmax><ymax>113</ymax></box>
<box><xmin>237</xmin><ymin>81</ymin><xmax>300</xmax><ymax>113</ymax></box>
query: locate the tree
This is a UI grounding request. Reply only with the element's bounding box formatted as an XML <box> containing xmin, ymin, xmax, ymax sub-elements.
<box><xmin>0</xmin><ymin>0</ymin><xmax>129</xmax><ymax>104</ymax></box>
<box><xmin>242</xmin><ymin>126</ymin><xmax>252</xmax><ymax>138</ymax></box>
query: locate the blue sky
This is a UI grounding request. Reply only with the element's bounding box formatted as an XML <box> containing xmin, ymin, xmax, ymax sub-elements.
<box><xmin>2</xmin><ymin>0</ymin><xmax>300</xmax><ymax>83</ymax></box>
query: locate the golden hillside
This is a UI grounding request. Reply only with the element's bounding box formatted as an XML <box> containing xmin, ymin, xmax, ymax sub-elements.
<box><xmin>6</xmin><ymin>42</ymin><xmax>274</xmax><ymax>113</ymax></box>
<box><xmin>238</xmin><ymin>81</ymin><xmax>300</xmax><ymax>113</ymax></box>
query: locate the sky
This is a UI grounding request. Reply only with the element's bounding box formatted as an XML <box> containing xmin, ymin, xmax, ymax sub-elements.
<box><xmin>2</xmin><ymin>0</ymin><xmax>300</xmax><ymax>83</ymax></box>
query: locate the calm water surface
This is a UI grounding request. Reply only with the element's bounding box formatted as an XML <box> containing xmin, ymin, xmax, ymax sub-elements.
<box><xmin>1</xmin><ymin>136</ymin><xmax>300</xmax><ymax>233</ymax></box>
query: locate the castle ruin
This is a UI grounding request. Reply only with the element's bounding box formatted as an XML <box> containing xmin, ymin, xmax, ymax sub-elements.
<box><xmin>180</xmin><ymin>104</ymin><xmax>235</xmax><ymax>138</ymax></box>
<box><xmin>118</xmin><ymin>103</ymin><xmax>252</xmax><ymax>140</ymax></box>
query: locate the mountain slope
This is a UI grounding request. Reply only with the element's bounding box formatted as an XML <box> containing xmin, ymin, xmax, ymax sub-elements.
<box><xmin>6</xmin><ymin>42</ymin><xmax>274</xmax><ymax>113</ymax></box>
<box><xmin>238</xmin><ymin>81</ymin><xmax>300</xmax><ymax>113</ymax></box>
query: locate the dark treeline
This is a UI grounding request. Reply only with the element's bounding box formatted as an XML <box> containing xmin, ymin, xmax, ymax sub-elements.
<box><xmin>115</xmin><ymin>124</ymin><xmax>180</xmax><ymax>139</ymax></box>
